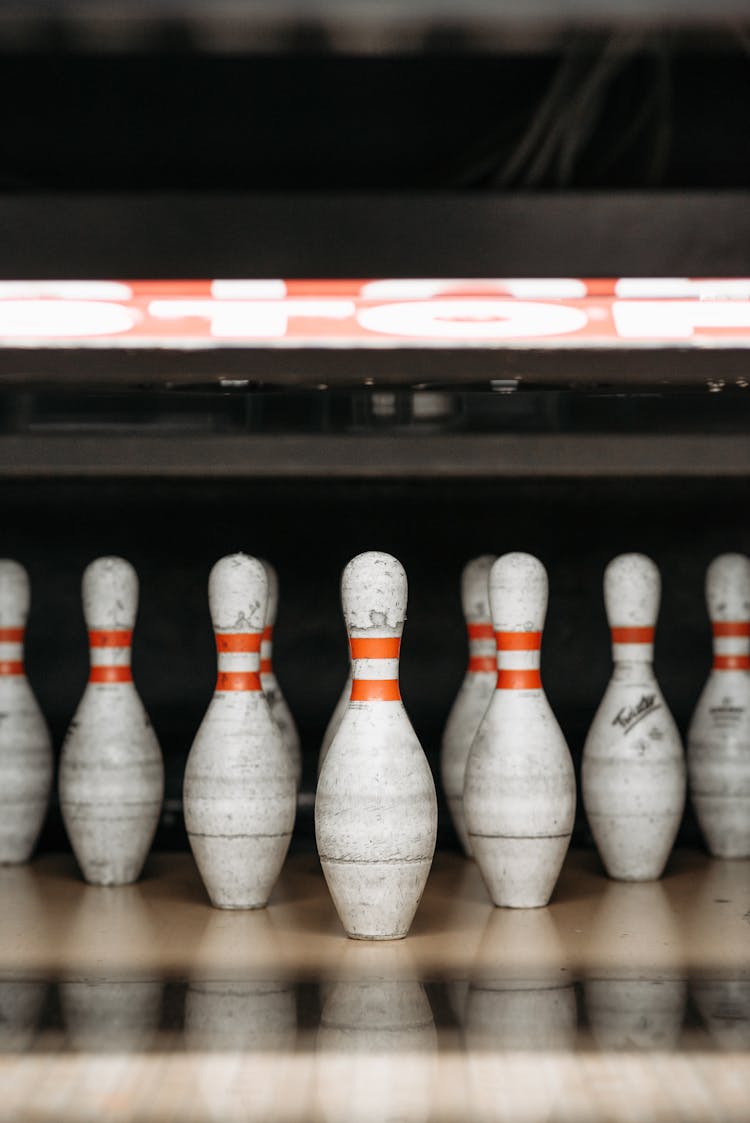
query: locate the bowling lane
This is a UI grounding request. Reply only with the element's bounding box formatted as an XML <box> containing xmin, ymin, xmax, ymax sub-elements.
<box><xmin>0</xmin><ymin>850</ymin><xmax>747</xmax><ymax>1122</ymax></box>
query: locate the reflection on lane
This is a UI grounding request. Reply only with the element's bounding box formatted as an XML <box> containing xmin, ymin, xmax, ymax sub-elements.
<box><xmin>3</xmin><ymin>968</ymin><xmax>747</xmax><ymax>1055</ymax></box>
<box><xmin>583</xmin><ymin>880</ymin><xmax>687</xmax><ymax>1050</ymax></box>
<box><xmin>61</xmin><ymin>977</ymin><xmax>163</xmax><ymax>1052</ymax></box>
<box><xmin>464</xmin><ymin>907</ymin><xmax>576</xmax><ymax>1051</ymax></box>
<box><xmin>315</xmin><ymin>943</ymin><xmax>437</xmax><ymax>1123</ymax></box>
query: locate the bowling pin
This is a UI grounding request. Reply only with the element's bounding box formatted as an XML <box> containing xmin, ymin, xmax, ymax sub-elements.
<box><xmin>59</xmin><ymin>556</ymin><xmax>164</xmax><ymax>886</ymax></box>
<box><xmin>582</xmin><ymin>553</ymin><xmax>686</xmax><ymax>881</ymax></box>
<box><xmin>260</xmin><ymin>560</ymin><xmax>302</xmax><ymax>790</ymax></box>
<box><xmin>687</xmin><ymin>553</ymin><xmax>750</xmax><ymax>857</ymax></box>
<box><xmin>440</xmin><ymin>555</ymin><xmax>497</xmax><ymax>857</ymax></box>
<box><xmin>0</xmin><ymin>561</ymin><xmax>53</xmax><ymax>864</ymax></box>
<box><xmin>315</xmin><ymin>551</ymin><xmax>437</xmax><ymax>939</ymax></box>
<box><xmin>464</xmin><ymin>552</ymin><xmax>575</xmax><ymax>908</ymax></box>
<box><xmin>184</xmin><ymin>553</ymin><xmax>296</xmax><ymax>909</ymax></box>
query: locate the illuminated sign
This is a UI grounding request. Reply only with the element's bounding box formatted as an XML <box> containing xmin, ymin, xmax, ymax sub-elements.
<box><xmin>0</xmin><ymin>279</ymin><xmax>749</xmax><ymax>348</ymax></box>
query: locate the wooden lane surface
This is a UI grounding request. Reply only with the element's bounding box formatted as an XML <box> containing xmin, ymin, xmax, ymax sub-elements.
<box><xmin>0</xmin><ymin>849</ymin><xmax>746</xmax><ymax>979</ymax></box>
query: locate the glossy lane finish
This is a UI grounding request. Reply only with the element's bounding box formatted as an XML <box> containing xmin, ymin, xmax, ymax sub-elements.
<box><xmin>0</xmin><ymin>851</ymin><xmax>747</xmax><ymax>1123</ymax></box>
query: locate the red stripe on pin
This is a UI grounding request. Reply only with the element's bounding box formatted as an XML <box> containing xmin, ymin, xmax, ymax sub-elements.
<box><xmin>216</xmin><ymin>671</ymin><xmax>262</xmax><ymax>691</ymax></box>
<box><xmin>468</xmin><ymin>655</ymin><xmax>497</xmax><ymax>673</ymax></box>
<box><xmin>351</xmin><ymin>679</ymin><xmax>401</xmax><ymax>702</ymax></box>
<box><xmin>611</xmin><ymin>627</ymin><xmax>654</xmax><ymax>644</ymax></box>
<box><xmin>467</xmin><ymin>623</ymin><xmax>494</xmax><ymax>640</ymax></box>
<box><xmin>260</xmin><ymin>659</ymin><xmax>272</xmax><ymax>674</ymax></box>
<box><xmin>90</xmin><ymin>666</ymin><xmax>133</xmax><ymax>684</ymax></box>
<box><xmin>88</xmin><ymin>630</ymin><xmax>132</xmax><ymax>648</ymax></box>
<box><xmin>714</xmin><ymin>655</ymin><xmax>750</xmax><ymax>671</ymax></box>
<box><xmin>497</xmin><ymin>668</ymin><xmax>542</xmax><ymax>690</ymax></box>
<box><xmin>350</xmin><ymin>637</ymin><xmax>401</xmax><ymax>660</ymax></box>
<box><xmin>0</xmin><ymin>628</ymin><xmax>24</xmax><ymax>642</ymax></box>
<box><xmin>262</xmin><ymin>626</ymin><xmax>273</xmax><ymax>641</ymax></box>
<box><xmin>0</xmin><ymin>660</ymin><xmax>24</xmax><ymax>675</ymax></box>
<box><xmin>496</xmin><ymin>631</ymin><xmax>541</xmax><ymax>650</ymax></box>
<box><xmin>215</xmin><ymin>633</ymin><xmax>262</xmax><ymax>653</ymax></box>
<box><xmin>713</xmin><ymin>621</ymin><xmax>750</xmax><ymax>637</ymax></box>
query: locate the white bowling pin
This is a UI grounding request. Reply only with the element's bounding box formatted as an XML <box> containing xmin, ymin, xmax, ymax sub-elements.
<box><xmin>315</xmin><ymin>551</ymin><xmax>437</xmax><ymax>939</ymax></box>
<box><xmin>184</xmin><ymin>553</ymin><xmax>296</xmax><ymax>909</ymax></box>
<box><xmin>440</xmin><ymin>555</ymin><xmax>497</xmax><ymax>858</ymax></box>
<box><xmin>464</xmin><ymin>552</ymin><xmax>575</xmax><ymax>908</ymax></box>
<box><xmin>59</xmin><ymin>557</ymin><xmax>164</xmax><ymax>886</ymax></box>
<box><xmin>582</xmin><ymin>553</ymin><xmax>686</xmax><ymax>881</ymax></box>
<box><xmin>260</xmin><ymin>560</ymin><xmax>302</xmax><ymax>790</ymax></box>
<box><xmin>0</xmin><ymin>561</ymin><xmax>53</xmax><ymax>864</ymax></box>
<box><xmin>687</xmin><ymin>553</ymin><xmax>750</xmax><ymax>858</ymax></box>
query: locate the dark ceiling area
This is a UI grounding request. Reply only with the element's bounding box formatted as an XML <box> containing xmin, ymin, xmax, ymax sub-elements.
<box><xmin>1</xmin><ymin>41</ymin><xmax>748</xmax><ymax>192</ymax></box>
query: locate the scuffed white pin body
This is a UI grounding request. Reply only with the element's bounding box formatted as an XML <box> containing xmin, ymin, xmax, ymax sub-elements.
<box><xmin>582</xmin><ymin>553</ymin><xmax>686</xmax><ymax>881</ymax></box>
<box><xmin>184</xmin><ymin>553</ymin><xmax>296</xmax><ymax>909</ymax></box>
<box><xmin>315</xmin><ymin>551</ymin><xmax>437</xmax><ymax>939</ymax></box>
<box><xmin>441</xmin><ymin>555</ymin><xmax>497</xmax><ymax>858</ymax></box>
<box><xmin>59</xmin><ymin>557</ymin><xmax>164</xmax><ymax>886</ymax></box>
<box><xmin>464</xmin><ymin>552</ymin><xmax>576</xmax><ymax>908</ymax></box>
<box><xmin>0</xmin><ymin>561</ymin><xmax>53</xmax><ymax>864</ymax></box>
<box><xmin>260</xmin><ymin>561</ymin><xmax>302</xmax><ymax>790</ymax></box>
<box><xmin>688</xmin><ymin>553</ymin><xmax>750</xmax><ymax>858</ymax></box>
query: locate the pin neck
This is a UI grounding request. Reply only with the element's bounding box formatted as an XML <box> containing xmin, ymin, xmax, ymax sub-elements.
<box><xmin>610</xmin><ymin>625</ymin><xmax>654</xmax><ymax>665</ymax></box>
<box><xmin>349</xmin><ymin>634</ymin><xmax>401</xmax><ymax>702</ymax></box>
<box><xmin>711</xmin><ymin>620</ymin><xmax>750</xmax><ymax>671</ymax></box>
<box><xmin>88</xmin><ymin>628</ymin><xmax>133</xmax><ymax>683</ymax></box>
<box><xmin>495</xmin><ymin>630</ymin><xmax>542</xmax><ymax>690</ymax></box>
<box><xmin>466</xmin><ymin>622</ymin><xmax>496</xmax><ymax>674</ymax></box>
<box><xmin>215</xmin><ymin>631</ymin><xmax>262</xmax><ymax>692</ymax></box>
<box><xmin>0</xmin><ymin>626</ymin><xmax>24</xmax><ymax>676</ymax></box>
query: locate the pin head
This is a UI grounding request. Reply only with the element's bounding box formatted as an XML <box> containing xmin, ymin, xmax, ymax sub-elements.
<box><xmin>461</xmin><ymin>555</ymin><xmax>497</xmax><ymax>623</ymax></box>
<box><xmin>209</xmin><ymin>553</ymin><xmax>267</xmax><ymax>633</ymax></box>
<box><xmin>604</xmin><ymin>553</ymin><xmax>660</xmax><ymax>629</ymax></box>
<box><xmin>489</xmin><ymin>552</ymin><xmax>548</xmax><ymax>633</ymax></box>
<box><xmin>0</xmin><ymin>560</ymin><xmax>29</xmax><ymax>628</ymax></box>
<box><xmin>706</xmin><ymin>553</ymin><xmax>750</xmax><ymax>622</ymax></box>
<box><xmin>260</xmin><ymin>559</ymin><xmax>279</xmax><ymax>629</ymax></box>
<box><xmin>82</xmin><ymin>556</ymin><xmax>138</xmax><ymax>630</ymax></box>
<box><xmin>341</xmin><ymin>551</ymin><xmax>407</xmax><ymax>635</ymax></box>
